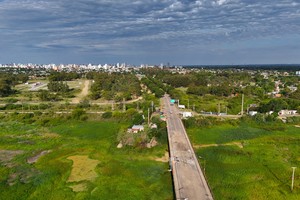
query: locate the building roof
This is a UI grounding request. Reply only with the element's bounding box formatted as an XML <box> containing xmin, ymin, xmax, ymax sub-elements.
<box><xmin>132</xmin><ymin>125</ymin><xmax>144</xmax><ymax>130</ymax></box>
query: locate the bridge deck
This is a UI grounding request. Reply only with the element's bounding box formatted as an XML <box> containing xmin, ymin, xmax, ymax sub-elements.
<box><xmin>163</xmin><ymin>95</ymin><xmax>213</xmax><ymax>200</ymax></box>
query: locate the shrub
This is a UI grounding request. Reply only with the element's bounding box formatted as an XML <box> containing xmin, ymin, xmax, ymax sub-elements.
<box><xmin>102</xmin><ymin>112</ymin><xmax>112</xmax><ymax>119</ymax></box>
<box><xmin>71</xmin><ymin>109</ymin><xmax>87</xmax><ymax>120</ymax></box>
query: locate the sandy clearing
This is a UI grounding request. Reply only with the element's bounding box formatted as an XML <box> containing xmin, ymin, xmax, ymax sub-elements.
<box><xmin>67</xmin><ymin>155</ymin><xmax>100</xmax><ymax>183</ymax></box>
<box><xmin>69</xmin><ymin>183</ymin><xmax>88</xmax><ymax>192</ymax></box>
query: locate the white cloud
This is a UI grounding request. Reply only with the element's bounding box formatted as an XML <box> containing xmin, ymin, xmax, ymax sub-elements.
<box><xmin>0</xmin><ymin>0</ymin><xmax>300</xmax><ymax>64</ymax></box>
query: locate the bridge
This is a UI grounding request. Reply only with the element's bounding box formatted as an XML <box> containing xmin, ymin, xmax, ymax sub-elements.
<box><xmin>163</xmin><ymin>94</ymin><xmax>213</xmax><ymax>200</ymax></box>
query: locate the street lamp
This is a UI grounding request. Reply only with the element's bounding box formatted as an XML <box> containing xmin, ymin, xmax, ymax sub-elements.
<box><xmin>291</xmin><ymin>167</ymin><xmax>297</xmax><ymax>191</ymax></box>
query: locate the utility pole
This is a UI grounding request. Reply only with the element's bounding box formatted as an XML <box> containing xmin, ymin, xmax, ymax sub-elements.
<box><xmin>291</xmin><ymin>167</ymin><xmax>297</xmax><ymax>191</ymax></box>
<box><xmin>148</xmin><ymin>108</ymin><xmax>150</xmax><ymax>125</ymax></box>
<box><xmin>151</xmin><ymin>101</ymin><xmax>154</xmax><ymax>113</ymax></box>
<box><xmin>178</xmin><ymin>99</ymin><xmax>180</xmax><ymax>107</ymax></box>
<box><xmin>112</xmin><ymin>101</ymin><xmax>114</xmax><ymax>111</ymax></box>
<box><xmin>123</xmin><ymin>98</ymin><xmax>126</xmax><ymax>112</ymax></box>
<box><xmin>241</xmin><ymin>94</ymin><xmax>244</xmax><ymax>115</ymax></box>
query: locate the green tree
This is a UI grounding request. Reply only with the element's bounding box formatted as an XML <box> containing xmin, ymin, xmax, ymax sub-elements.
<box><xmin>47</xmin><ymin>81</ymin><xmax>69</xmax><ymax>93</ymax></box>
<box><xmin>0</xmin><ymin>79</ymin><xmax>13</xmax><ymax>97</ymax></box>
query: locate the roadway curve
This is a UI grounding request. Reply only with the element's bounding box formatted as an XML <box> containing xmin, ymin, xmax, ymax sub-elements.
<box><xmin>163</xmin><ymin>94</ymin><xmax>213</xmax><ymax>200</ymax></box>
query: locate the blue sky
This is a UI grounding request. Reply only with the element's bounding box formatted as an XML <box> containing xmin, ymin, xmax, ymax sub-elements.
<box><xmin>0</xmin><ymin>0</ymin><xmax>300</xmax><ymax>65</ymax></box>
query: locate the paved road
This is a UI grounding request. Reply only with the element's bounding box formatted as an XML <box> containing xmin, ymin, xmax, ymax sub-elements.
<box><xmin>163</xmin><ymin>94</ymin><xmax>213</xmax><ymax>200</ymax></box>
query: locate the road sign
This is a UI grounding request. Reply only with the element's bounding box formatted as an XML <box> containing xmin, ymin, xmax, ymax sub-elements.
<box><xmin>170</xmin><ymin>99</ymin><xmax>176</xmax><ymax>103</ymax></box>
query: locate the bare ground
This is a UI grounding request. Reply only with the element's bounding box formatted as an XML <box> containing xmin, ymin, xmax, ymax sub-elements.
<box><xmin>67</xmin><ymin>155</ymin><xmax>100</xmax><ymax>192</ymax></box>
<box><xmin>72</xmin><ymin>80</ymin><xmax>90</xmax><ymax>104</ymax></box>
<box><xmin>27</xmin><ymin>150</ymin><xmax>52</xmax><ymax>164</ymax></box>
<box><xmin>0</xmin><ymin>150</ymin><xmax>24</xmax><ymax>167</ymax></box>
<box><xmin>67</xmin><ymin>155</ymin><xmax>99</xmax><ymax>183</ymax></box>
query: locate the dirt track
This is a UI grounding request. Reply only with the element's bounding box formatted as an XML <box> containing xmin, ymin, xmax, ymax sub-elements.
<box><xmin>72</xmin><ymin>80</ymin><xmax>90</xmax><ymax>103</ymax></box>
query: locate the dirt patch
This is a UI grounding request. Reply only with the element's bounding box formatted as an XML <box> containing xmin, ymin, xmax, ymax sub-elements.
<box><xmin>40</xmin><ymin>132</ymin><xmax>60</xmax><ymax>138</ymax></box>
<box><xmin>67</xmin><ymin>155</ymin><xmax>100</xmax><ymax>183</ymax></box>
<box><xmin>0</xmin><ymin>150</ymin><xmax>24</xmax><ymax>167</ymax></box>
<box><xmin>27</xmin><ymin>150</ymin><xmax>52</xmax><ymax>164</ymax></box>
<box><xmin>72</xmin><ymin>80</ymin><xmax>90</xmax><ymax>104</ymax></box>
<box><xmin>295</xmin><ymin>125</ymin><xmax>300</xmax><ymax>128</ymax></box>
<box><xmin>154</xmin><ymin>151</ymin><xmax>169</xmax><ymax>163</ymax></box>
<box><xmin>7</xmin><ymin>167</ymin><xmax>40</xmax><ymax>186</ymax></box>
<box><xmin>147</xmin><ymin>137</ymin><xmax>158</xmax><ymax>148</ymax></box>
<box><xmin>6</xmin><ymin>134</ymin><xmax>34</xmax><ymax>139</ymax></box>
<box><xmin>69</xmin><ymin>183</ymin><xmax>88</xmax><ymax>192</ymax></box>
<box><xmin>194</xmin><ymin>142</ymin><xmax>244</xmax><ymax>149</ymax></box>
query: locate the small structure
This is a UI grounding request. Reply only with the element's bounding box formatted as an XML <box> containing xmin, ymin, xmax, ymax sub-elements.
<box><xmin>150</xmin><ymin>123</ymin><xmax>158</xmax><ymax>129</ymax></box>
<box><xmin>131</xmin><ymin>125</ymin><xmax>144</xmax><ymax>133</ymax></box>
<box><xmin>248</xmin><ymin>111</ymin><xmax>258</xmax><ymax>116</ymax></box>
<box><xmin>178</xmin><ymin>105</ymin><xmax>185</xmax><ymax>109</ymax></box>
<box><xmin>278</xmin><ymin>110</ymin><xmax>297</xmax><ymax>116</ymax></box>
<box><xmin>182</xmin><ymin>112</ymin><xmax>192</xmax><ymax>118</ymax></box>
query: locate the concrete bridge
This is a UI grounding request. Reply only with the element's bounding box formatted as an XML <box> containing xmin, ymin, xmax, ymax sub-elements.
<box><xmin>163</xmin><ymin>94</ymin><xmax>213</xmax><ymax>200</ymax></box>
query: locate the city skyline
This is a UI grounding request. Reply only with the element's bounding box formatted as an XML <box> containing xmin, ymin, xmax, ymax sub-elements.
<box><xmin>1</xmin><ymin>0</ymin><xmax>300</xmax><ymax>65</ymax></box>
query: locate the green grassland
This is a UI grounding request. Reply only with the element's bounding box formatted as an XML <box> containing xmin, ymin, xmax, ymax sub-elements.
<box><xmin>0</xmin><ymin>121</ymin><xmax>173</xmax><ymax>200</ymax></box>
<box><xmin>188</xmin><ymin>123</ymin><xmax>300</xmax><ymax>200</ymax></box>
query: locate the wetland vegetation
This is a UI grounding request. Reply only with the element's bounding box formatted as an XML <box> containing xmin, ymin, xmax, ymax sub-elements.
<box><xmin>0</xmin><ymin>116</ymin><xmax>173</xmax><ymax>200</ymax></box>
<box><xmin>187</xmin><ymin>117</ymin><xmax>300</xmax><ymax>200</ymax></box>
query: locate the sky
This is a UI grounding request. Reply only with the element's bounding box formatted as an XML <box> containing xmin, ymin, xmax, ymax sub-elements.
<box><xmin>0</xmin><ymin>0</ymin><xmax>300</xmax><ymax>65</ymax></box>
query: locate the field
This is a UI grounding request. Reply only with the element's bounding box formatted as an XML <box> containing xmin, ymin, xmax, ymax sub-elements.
<box><xmin>0</xmin><ymin>121</ymin><xmax>173</xmax><ymax>200</ymax></box>
<box><xmin>188</xmin><ymin>123</ymin><xmax>300</xmax><ymax>200</ymax></box>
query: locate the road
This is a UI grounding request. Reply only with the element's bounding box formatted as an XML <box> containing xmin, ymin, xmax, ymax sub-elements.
<box><xmin>72</xmin><ymin>80</ymin><xmax>90</xmax><ymax>104</ymax></box>
<box><xmin>163</xmin><ymin>94</ymin><xmax>213</xmax><ymax>200</ymax></box>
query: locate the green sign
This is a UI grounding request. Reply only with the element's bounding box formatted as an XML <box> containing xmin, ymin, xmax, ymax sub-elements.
<box><xmin>170</xmin><ymin>99</ymin><xmax>175</xmax><ymax>103</ymax></box>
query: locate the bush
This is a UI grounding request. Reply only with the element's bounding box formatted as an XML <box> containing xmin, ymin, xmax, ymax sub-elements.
<box><xmin>102</xmin><ymin>112</ymin><xmax>112</xmax><ymax>119</ymax></box>
<box><xmin>4</xmin><ymin>98</ymin><xmax>18</xmax><ymax>103</ymax></box>
<box><xmin>71</xmin><ymin>109</ymin><xmax>87</xmax><ymax>120</ymax></box>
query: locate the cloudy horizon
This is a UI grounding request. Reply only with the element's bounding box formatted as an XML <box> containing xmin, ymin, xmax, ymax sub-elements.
<box><xmin>1</xmin><ymin>0</ymin><xmax>300</xmax><ymax>65</ymax></box>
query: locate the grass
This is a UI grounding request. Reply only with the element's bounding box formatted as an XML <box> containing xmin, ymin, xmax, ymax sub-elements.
<box><xmin>0</xmin><ymin>120</ymin><xmax>173</xmax><ymax>200</ymax></box>
<box><xmin>188</xmin><ymin>123</ymin><xmax>300</xmax><ymax>200</ymax></box>
<box><xmin>67</xmin><ymin>155</ymin><xmax>99</xmax><ymax>183</ymax></box>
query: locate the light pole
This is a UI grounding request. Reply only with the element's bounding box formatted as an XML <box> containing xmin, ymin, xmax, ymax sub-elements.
<box><xmin>291</xmin><ymin>167</ymin><xmax>296</xmax><ymax>191</ymax></box>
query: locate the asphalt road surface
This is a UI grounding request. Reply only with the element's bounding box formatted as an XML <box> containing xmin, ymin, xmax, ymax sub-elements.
<box><xmin>163</xmin><ymin>94</ymin><xmax>213</xmax><ymax>200</ymax></box>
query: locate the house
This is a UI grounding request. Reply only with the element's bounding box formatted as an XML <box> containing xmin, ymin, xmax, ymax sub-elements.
<box><xmin>131</xmin><ymin>125</ymin><xmax>144</xmax><ymax>133</ymax></box>
<box><xmin>178</xmin><ymin>105</ymin><xmax>185</xmax><ymax>109</ymax></box>
<box><xmin>248</xmin><ymin>111</ymin><xmax>258</xmax><ymax>116</ymax></box>
<box><xmin>182</xmin><ymin>112</ymin><xmax>192</xmax><ymax>118</ymax></box>
<box><xmin>278</xmin><ymin>110</ymin><xmax>297</xmax><ymax>116</ymax></box>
